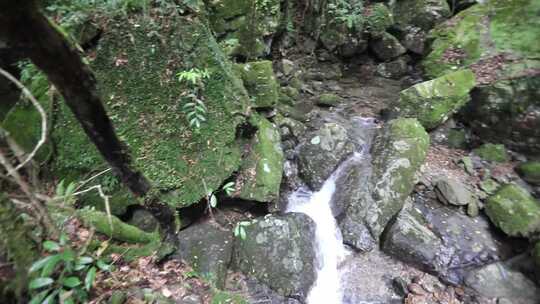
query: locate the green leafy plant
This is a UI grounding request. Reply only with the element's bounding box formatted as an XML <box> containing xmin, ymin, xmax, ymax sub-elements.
<box><xmin>28</xmin><ymin>235</ymin><xmax>111</xmax><ymax>304</ymax></box>
<box><xmin>233</xmin><ymin>221</ymin><xmax>250</xmax><ymax>240</ymax></box>
<box><xmin>327</xmin><ymin>0</ymin><xmax>364</xmax><ymax>30</ymax></box>
<box><xmin>177</xmin><ymin>68</ymin><xmax>211</xmax><ymax>131</ymax></box>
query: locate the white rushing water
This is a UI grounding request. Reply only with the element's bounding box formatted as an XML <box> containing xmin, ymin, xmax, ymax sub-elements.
<box><xmin>286</xmin><ymin>117</ymin><xmax>378</xmax><ymax>304</ymax></box>
<box><xmin>286</xmin><ymin>153</ymin><xmax>362</xmax><ymax>304</ymax></box>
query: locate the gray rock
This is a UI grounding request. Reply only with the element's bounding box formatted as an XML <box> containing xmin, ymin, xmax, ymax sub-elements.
<box><xmin>400</xmin><ymin>26</ymin><xmax>426</xmax><ymax>55</ymax></box>
<box><xmin>338</xmin><ymin>37</ymin><xmax>368</xmax><ymax>58</ymax></box>
<box><xmin>434</xmin><ymin>177</ymin><xmax>473</xmax><ymax>206</ymax></box>
<box><xmin>233</xmin><ymin>213</ymin><xmax>316</xmax><ymax>299</ymax></box>
<box><xmin>175</xmin><ymin>221</ymin><xmax>233</xmax><ymax>289</ymax></box>
<box><xmin>127</xmin><ymin>209</ymin><xmax>159</xmax><ymax>232</ymax></box>
<box><xmin>383</xmin><ymin>191</ymin><xmax>514</xmax><ymax>284</ymax></box>
<box><xmin>298</xmin><ymin>122</ymin><xmax>355</xmax><ymax>190</ymax></box>
<box><xmin>465</xmin><ymin>262</ymin><xmax>540</xmax><ymax>304</ymax></box>
<box><xmin>393</xmin><ymin>0</ymin><xmax>451</xmax><ymax>31</ymax></box>
<box><xmin>370</xmin><ymin>32</ymin><xmax>407</xmax><ymax>61</ymax></box>
<box><xmin>375</xmin><ymin>58</ymin><xmax>409</xmax><ymax>79</ymax></box>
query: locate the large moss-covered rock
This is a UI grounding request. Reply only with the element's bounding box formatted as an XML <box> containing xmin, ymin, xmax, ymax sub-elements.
<box><xmin>175</xmin><ymin>221</ymin><xmax>233</xmax><ymax>289</ymax></box>
<box><xmin>459</xmin><ymin>75</ymin><xmax>540</xmax><ymax>154</ymax></box>
<box><xmin>516</xmin><ymin>162</ymin><xmax>540</xmax><ymax>186</ymax></box>
<box><xmin>340</xmin><ymin>118</ymin><xmax>430</xmax><ymax>247</ymax></box>
<box><xmin>485</xmin><ymin>184</ymin><xmax>540</xmax><ymax>238</ymax></box>
<box><xmin>31</xmin><ymin>13</ymin><xmax>251</xmax><ymax>208</ymax></box>
<box><xmin>297</xmin><ymin>122</ymin><xmax>355</xmax><ymax>190</ymax></box>
<box><xmin>206</xmin><ymin>0</ymin><xmax>281</xmax><ymax>58</ymax></box>
<box><xmin>392</xmin><ymin>0</ymin><xmax>450</xmax><ymax>31</ymax></box>
<box><xmin>234</xmin><ymin>61</ymin><xmax>279</xmax><ymax>108</ymax></box>
<box><xmin>473</xmin><ymin>143</ymin><xmax>509</xmax><ymax>163</ymax></box>
<box><xmin>234</xmin><ymin>114</ymin><xmax>284</xmax><ymax>203</ymax></box>
<box><xmin>389</xmin><ymin>69</ymin><xmax>476</xmax><ymax>130</ymax></box>
<box><xmin>422</xmin><ymin>0</ymin><xmax>540</xmax><ymax>79</ymax></box>
<box><xmin>233</xmin><ymin>213</ymin><xmax>316</xmax><ymax>298</ymax></box>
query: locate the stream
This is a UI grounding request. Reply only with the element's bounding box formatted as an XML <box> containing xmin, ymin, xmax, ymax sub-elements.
<box><xmin>286</xmin><ymin>117</ymin><xmax>378</xmax><ymax>304</ymax></box>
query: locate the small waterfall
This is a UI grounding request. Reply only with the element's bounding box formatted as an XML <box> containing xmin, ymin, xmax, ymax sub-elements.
<box><xmin>286</xmin><ymin>117</ymin><xmax>378</xmax><ymax>304</ymax></box>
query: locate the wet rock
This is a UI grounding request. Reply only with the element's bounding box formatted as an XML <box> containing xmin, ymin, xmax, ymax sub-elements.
<box><xmin>235</xmin><ymin>61</ymin><xmax>279</xmax><ymax>108</ymax></box>
<box><xmin>241</xmin><ymin>276</ymin><xmax>301</xmax><ymax>304</ymax></box>
<box><xmin>127</xmin><ymin>209</ymin><xmax>159</xmax><ymax>232</ymax></box>
<box><xmin>175</xmin><ymin>221</ymin><xmax>233</xmax><ymax>289</ymax></box>
<box><xmin>232</xmin><ymin>213</ymin><xmax>316</xmax><ymax>299</ymax></box>
<box><xmin>316</xmin><ymin>93</ymin><xmax>341</xmax><ymax>107</ymax></box>
<box><xmin>434</xmin><ymin>177</ymin><xmax>473</xmax><ymax>206</ymax></box>
<box><xmin>383</xmin><ymin>192</ymin><xmax>514</xmax><ymax>284</ymax></box>
<box><xmin>473</xmin><ymin>143</ymin><xmax>509</xmax><ymax>163</ymax></box>
<box><xmin>389</xmin><ymin>69</ymin><xmax>476</xmax><ymax>130</ymax></box>
<box><xmin>338</xmin><ymin>37</ymin><xmax>368</xmax><ymax>58</ymax></box>
<box><xmin>370</xmin><ymin>32</ymin><xmax>407</xmax><ymax>61</ymax></box>
<box><xmin>485</xmin><ymin>184</ymin><xmax>540</xmax><ymax>238</ymax></box>
<box><xmin>375</xmin><ymin>58</ymin><xmax>408</xmax><ymax>79</ymax></box>
<box><xmin>400</xmin><ymin>26</ymin><xmax>426</xmax><ymax>55</ymax></box>
<box><xmin>516</xmin><ymin>161</ymin><xmax>540</xmax><ymax>186</ymax></box>
<box><xmin>464</xmin><ymin>262</ymin><xmax>540</xmax><ymax>304</ymax></box>
<box><xmin>298</xmin><ymin>122</ymin><xmax>355</xmax><ymax>190</ymax></box>
<box><xmin>234</xmin><ymin>114</ymin><xmax>284</xmax><ymax>203</ymax></box>
<box><xmin>392</xmin><ymin>0</ymin><xmax>451</xmax><ymax>31</ymax></box>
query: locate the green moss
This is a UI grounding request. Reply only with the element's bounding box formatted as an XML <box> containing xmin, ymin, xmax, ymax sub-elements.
<box><xmin>485</xmin><ymin>184</ymin><xmax>540</xmax><ymax>238</ymax></box>
<box><xmin>516</xmin><ymin>162</ymin><xmax>540</xmax><ymax>186</ymax></box>
<box><xmin>447</xmin><ymin>129</ymin><xmax>467</xmax><ymax>149</ymax></box>
<box><xmin>235</xmin><ymin>114</ymin><xmax>283</xmax><ymax>202</ymax></box>
<box><xmin>77</xmin><ymin>209</ymin><xmax>158</xmax><ymax>243</ymax></box>
<box><xmin>365</xmin><ymin>3</ymin><xmax>393</xmax><ymax>36</ymax></box>
<box><xmin>422</xmin><ymin>0</ymin><xmax>540</xmax><ymax>79</ymax></box>
<box><xmin>211</xmin><ymin>291</ymin><xmax>248</xmax><ymax>304</ymax></box>
<box><xmin>393</xmin><ymin>69</ymin><xmax>476</xmax><ymax>130</ymax></box>
<box><xmin>317</xmin><ymin>93</ymin><xmax>341</xmax><ymax>106</ymax></box>
<box><xmin>52</xmin><ymin>13</ymin><xmax>250</xmax><ymax>208</ymax></box>
<box><xmin>473</xmin><ymin>143</ymin><xmax>509</xmax><ymax>163</ymax></box>
<box><xmin>0</xmin><ymin>195</ymin><xmax>38</xmax><ymax>297</ymax></box>
<box><xmin>234</xmin><ymin>61</ymin><xmax>279</xmax><ymax>108</ymax></box>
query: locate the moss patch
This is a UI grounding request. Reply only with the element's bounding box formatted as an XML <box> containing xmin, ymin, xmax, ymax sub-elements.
<box><xmin>473</xmin><ymin>143</ymin><xmax>509</xmax><ymax>163</ymax></box>
<box><xmin>516</xmin><ymin>162</ymin><xmax>540</xmax><ymax>186</ymax></box>
<box><xmin>234</xmin><ymin>61</ymin><xmax>279</xmax><ymax>108</ymax></box>
<box><xmin>485</xmin><ymin>184</ymin><xmax>540</xmax><ymax>238</ymax></box>
<box><xmin>51</xmin><ymin>12</ymin><xmax>250</xmax><ymax>208</ymax></box>
<box><xmin>392</xmin><ymin>69</ymin><xmax>476</xmax><ymax>130</ymax></box>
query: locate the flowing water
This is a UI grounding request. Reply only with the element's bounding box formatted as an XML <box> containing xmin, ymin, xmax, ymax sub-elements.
<box><xmin>286</xmin><ymin>117</ymin><xmax>378</xmax><ymax>304</ymax></box>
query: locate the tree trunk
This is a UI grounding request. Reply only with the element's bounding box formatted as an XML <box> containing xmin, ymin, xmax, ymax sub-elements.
<box><xmin>0</xmin><ymin>1</ymin><xmax>150</xmax><ymax>196</ymax></box>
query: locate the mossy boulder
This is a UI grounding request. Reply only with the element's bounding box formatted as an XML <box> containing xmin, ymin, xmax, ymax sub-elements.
<box><xmin>459</xmin><ymin>75</ymin><xmax>540</xmax><ymax>154</ymax></box>
<box><xmin>234</xmin><ymin>61</ymin><xmax>279</xmax><ymax>108</ymax></box>
<box><xmin>422</xmin><ymin>0</ymin><xmax>540</xmax><ymax>79</ymax></box>
<box><xmin>233</xmin><ymin>213</ymin><xmax>316</xmax><ymax>298</ymax></box>
<box><xmin>516</xmin><ymin>162</ymin><xmax>540</xmax><ymax>186</ymax></box>
<box><xmin>485</xmin><ymin>184</ymin><xmax>540</xmax><ymax>238</ymax></box>
<box><xmin>317</xmin><ymin>93</ymin><xmax>341</xmax><ymax>107</ymax></box>
<box><xmin>392</xmin><ymin>0</ymin><xmax>450</xmax><ymax>31</ymax></box>
<box><xmin>473</xmin><ymin>143</ymin><xmax>509</xmax><ymax>163</ymax></box>
<box><xmin>390</xmin><ymin>69</ymin><xmax>476</xmax><ymax>130</ymax></box>
<box><xmin>365</xmin><ymin>118</ymin><xmax>430</xmax><ymax>238</ymax></box>
<box><xmin>234</xmin><ymin>114</ymin><xmax>284</xmax><ymax>203</ymax></box>
<box><xmin>365</xmin><ymin>3</ymin><xmax>394</xmax><ymax>37</ymax></box>
<box><xmin>27</xmin><ymin>13</ymin><xmax>251</xmax><ymax>209</ymax></box>
<box><xmin>206</xmin><ymin>0</ymin><xmax>281</xmax><ymax>58</ymax></box>
<box><xmin>369</xmin><ymin>32</ymin><xmax>407</xmax><ymax>61</ymax></box>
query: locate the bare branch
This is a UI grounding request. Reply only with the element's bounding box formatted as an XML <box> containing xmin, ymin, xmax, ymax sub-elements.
<box><xmin>0</xmin><ymin>67</ymin><xmax>47</xmax><ymax>175</ymax></box>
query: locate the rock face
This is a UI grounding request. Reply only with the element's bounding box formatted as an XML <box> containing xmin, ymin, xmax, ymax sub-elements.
<box><xmin>461</xmin><ymin>75</ymin><xmax>540</xmax><ymax>155</ymax></box>
<box><xmin>389</xmin><ymin>69</ymin><xmax>476</xmax><ymax>130</ymax></box>
<box><xmin>297</xmin><ymin>122</ymin><xmax>355</xmax><ymax>190</ymax></box>
<box><xmin>464</xmin><ymin>262</ymin><xmax>540</xmax><ymax>304</ymax></box>
<box><xmin>233</xmin><ymin>213</ymin><xmax>316</xmax><ymax>298</ymax></box>
<box><xmin>235</xmin><ymin>114</ymin><xmax>284</xmax><ymax>203</ymax></box>
<box><xmin>485</xmin><ymin>184</ymin><xmax>540</xmax><ymax>238</ymax></box>
<box><xmin>2</xmin><ymin>13</ymin><xmax>253</xmax><ymax>209</ymax></box>
<box><xmin>175</xmin><ymin>221</ymin><xmax>233</xmax><ymax>289</ymax></box>
<box><xmin>235</xmin><ymin>61</ymin><xmax>279</xmax><ymax>108</ymax></box>
<box><xmin>339</xmin><ymin>118</ymin><xmax>430</xmax><ymax>249</ymax></box>
<box><xmin>206</xmin><ymin>0</ymin><xmax>281</xmax><ymax>58</ymax></box>
<box><xmin>383</xmin><ymin>192</ymin><xmax>513</xmax><ymax>284</ymax></box>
